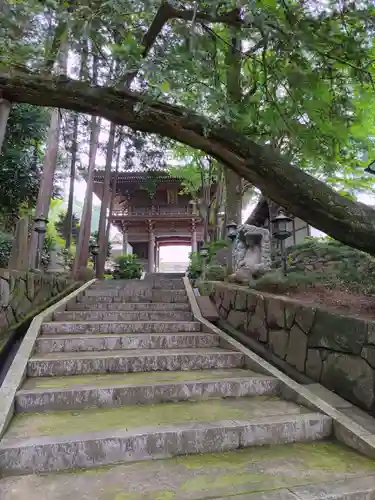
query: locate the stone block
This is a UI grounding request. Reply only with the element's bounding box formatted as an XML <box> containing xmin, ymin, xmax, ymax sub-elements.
<box><xmin>305</xmin><ymin>349</ymin><xmax>322</xmax><ymax>381</ymax></box>
<box><xmin>246</xmin><ymin>291</ymin><xmax>258</xmax><ymax>313</ymax></box>
<box><xmin>286</xmin><ymin>324</ymin><xmax>307</xmax><ymax>373</ymax></box>
<box><xmin>367</xmin><ymin>321</ymin><xmax>375</xmax><ymax>345</ymax></box>
<box><xmin>284</xmin><ymin>301</ymin><xmax>297</xmax><ymax>329</ymax></box>
<box><xmin>234</xmin><ymin>289</ymin><xmax>247</xmax><ymax>311</ymax></box>
<box><xmin>269</xmin><ymin>329</ymin><xmax>289</xmax><ymax>359</ymax></box>
<box><xmin>294</xmin><ymin>305</ymin><xmax>316</xmax><ymax>334</ymax></box>
<box><xmin>362</xmin><ymin>345</ymin><xmax>375</xmax><ymax>369</ymax></box>
<box><xmin>0</xmin><ymin>278</ymin><xmax>10</xmax><ymax>307</ymax></box>
<box><xmin>266</xmin><ymin>296</ymin><xmax>285</xmax><ymax>329</ymax></box>
<box><xmin>227</xmin><ymin>310</ymin><xmax>247</xmax><ymax>331</ymax></box>
<box><xmin>247</xmin><ymin>296</ymin><xmax>268</xmax><ymax>343</ymax></box>
<box><xmin>196</xmin><ymin>295</ymin><xmax>219</xmax><ymax>322</ymax></box>
<box><xmin>221</xmin><ymin>287</ymin><xmax>237</xmax><ymax>312</ymax></box>
<box><xmin>308</xmin><ymin>309</ymin><xmax>367</xmax><ymax>355</ymax></box>
<box><xmin>321</xmin><ymin>352</ymin><xmax>375</xmax><ymax>410</ymax></box>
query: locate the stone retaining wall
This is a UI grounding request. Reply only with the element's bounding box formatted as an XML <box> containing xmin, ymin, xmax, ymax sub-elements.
<box><xmin>203</xmin><ymin>281</ymin><xmax>375</xmax><ymax>413</ymax></box>
<box><xmin>0</xmin><ymin>270</ymin><xmax>72</xmax><ymax>350</ymax></box>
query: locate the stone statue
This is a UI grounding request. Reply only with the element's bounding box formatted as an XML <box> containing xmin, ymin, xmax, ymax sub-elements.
<box><xmin>230</xmin><ymin>224</ymin><xmax>272</xmax><ymax>283</ymax></box>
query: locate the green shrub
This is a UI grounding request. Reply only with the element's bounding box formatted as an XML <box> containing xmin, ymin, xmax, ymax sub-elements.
<box><xmin>187</xmin><ymin>239</ymin><xmax>229</xmax><ymax>280</ymax></box>
<box><xmin>112</xmin><ymin>254</ymin><xmax>143</xmax><ymax>279</ymax></box>
<box><xmin>187</xmin><ymin>252</ymin><xmax>202</xmax><ymax>280</ymax></box>
<box><xmin>206</xmin><ymin>263</ymin><xmax>227</xmax><ymax>281</ymax></box>
<box><xmin>0</xmin><ymin>231</ymin><xmax>13</xmax><ymax>268</ymax></box>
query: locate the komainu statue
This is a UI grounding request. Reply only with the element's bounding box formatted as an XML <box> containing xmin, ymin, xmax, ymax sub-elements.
<box><xmin>230</xmin><ymin>224</ymin><xmax>272</xmax><ymax>283</ymax></box>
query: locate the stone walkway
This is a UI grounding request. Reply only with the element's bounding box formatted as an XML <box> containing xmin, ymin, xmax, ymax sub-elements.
<box><xmin>1</xmin><ymin>277</ymin><xmax>375</xmax><ymax>498</ymax></box>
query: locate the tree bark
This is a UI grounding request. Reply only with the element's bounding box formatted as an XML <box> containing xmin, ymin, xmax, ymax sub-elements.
<box><xmin>72</xmin><ymin>115</ymin><xmax>100</xmax><ymax>277</ymax></box>
<box><xmin>105</xmin><ymin>137</ymin><xmax>122</xmax><ymax>256</ymax></box>
<box><xmin>0</xmin><ymin>97</ymin><xmax>11</xmax><ymax>155</ymax></box>
<box><xmin>224</xmin><ymin>21</ymin><xmax>243</xmax><ymax>227</ymax></box>
<box><xmin>96</xmin><ymin>121</ymin><xmax>116</xmax><ymax>279</ymax></box>
<box><xmin>65</xmin><ymin>113</ymin><xmax>78</xmax><ymax>249</ymax></box>
<box><xmin>2</xmin><ymin>69</ymin><xmax>375</xmax><ymax>255</ymax></box>
<box><xmin>28</xmin><ymin>108</ymin><xmax>61</xmax><ymax>268</ymax></box>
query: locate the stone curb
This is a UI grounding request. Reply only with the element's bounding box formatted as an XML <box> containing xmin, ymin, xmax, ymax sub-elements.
<box><xmin>183</xmin><ymin>277</ymin><xmax>375</xmax><ymax>459</ymax></box>
<box><xmin>15</xmin><ymin>375</ymin><xmax>279</xmax><ymax>412</ymax></box>
<box><xmin>0</xmin><ymin>279</ymin><xmax>96</xmax><ymax>439</ymax></box>
<box><xmin>0</xmin><ymin>412</ymin><xmax>331</xmax><ymax>474</ymax></box>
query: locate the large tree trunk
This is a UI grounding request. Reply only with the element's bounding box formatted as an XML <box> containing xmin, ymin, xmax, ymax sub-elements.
<box><xmin>2</xmin><ymin>69</ymin><xmax>375</xmax><ymax>255</ymax></box>
<box><xmin>0</xmin><ymin>97</ymin><xmax>11</xmax><ymax>155</ymax></box>
<box><xmin>72</xmin><ymin>115</ymin><xmax>100</xmax><ymax>277</ymax></box>
<box><xmin>28</xmin><ymin>108</ymin><xmax>61</xmax><ymax>268</ymax></box>
<box><xmin>97</xmin><ymin>121</ymin><xmax>116</xmax><ymax>279</ymax></box>
<box><xmin>105</xmin><ymin>138</ymin><xmax>121</xmax><ymax>257</ymax></box>
<box><xmin>65</xmin><ymin>113</ymin><xmax>78</xmax><ymax>249</ymax></box>
<box><xmin>224</xmin><ymin>20</ymin><xmax>243</xmax><ymax>228</ymax></box>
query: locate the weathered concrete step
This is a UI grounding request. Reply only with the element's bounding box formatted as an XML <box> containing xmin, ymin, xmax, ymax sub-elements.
<box><xmin>67</xmin><ymin>301</ymin><xmax>191</xmax><ymax>311</ymax></box>
<box><xmin>16</xmin><ymin>372</ymin><xmax>278</xmax><ymax>412</ymax></box>
<box><xmin>54</xmin><ymin>310</ymin><xmax>194</xmax><ymax>322</ymax></box>
<box><xmin>2</xmin><ymin>442</ymin><xmax>375</xmax><ymax>500</ymax></box>
<box><xmin>0</xmin><ymin>408</ymin><xmax>332</xmax><ymax>474</ymax></box>
<box><xmin>27</xmin><ymin>348</ymin><xmax>245</xmax><ymax>376</ymax></box>
<box><xmin>41</xmin><ymin>321</ymin><xmax>201</xmax><ymax>335</ymax></box>
<box><xmin>35</xmin><ymin>332</ymin><xmax>219</xmax><ymax>353</ymax></box>
<box><xmin>77</xmin><ymin>290</ymin><xmax>188</xmax><ymax>304</ymax></box>
<box><xmin>84</xmin><ymin>285</ymin><xmax>152</xmax><ymax>297</ymax></box>
<box><xmin>1</xmin><ymin>445</ymin><xmax>374</xmax><ymax>500</ymax></box>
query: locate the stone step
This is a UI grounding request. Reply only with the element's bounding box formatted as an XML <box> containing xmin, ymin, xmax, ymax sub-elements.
<box><xmin>35</xmin><ymin>332</ymin><xmax>219</xmax><ymax>353</ymax></box>
<box><xmin>53</xmin><ymin>310</ymin><xmax>194</xmax><ymax>322</ymax></box>
<box><xmin>76</xmin><ymin>290</ymin><xmax>188</xmax><ymax>304</ymax></box>
<box><xmin>27</xmin><ymin>348</ymin><xmax>245</xmax><ymax>377</ymax></box>
<box><xmin>1</xmin><ymin>443</ymin><xmax>375</xmax><ymax>499</ymax></box>
<box><xmin>67</xmin><ymin>302</ymin><xmax>191</xmax><ymax>311</ymax></box>
<box><xmin>16</xmin><ymin>369</ymin><xmax>279</xmax><ymax>411</ymax></box>
<box><xmin>0</xmin><ymin>396</ymin><xmax>332</xmax><ymax>474</ymax></box>
<box><xmin>41</xmin><ymin>321</ymin><xmax>201</xmax><ymax>335</ymax></box>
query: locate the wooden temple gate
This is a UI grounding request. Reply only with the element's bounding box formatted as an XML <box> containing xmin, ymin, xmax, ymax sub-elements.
<box><xmin>93</xmin><ymin>171</ymin><xmax>204</xmax><ymax>272</ymax></box>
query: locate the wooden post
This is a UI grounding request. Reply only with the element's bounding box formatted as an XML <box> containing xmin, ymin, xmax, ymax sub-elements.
<box><xmin>148</xmin><ymin>220</ymin><xmax>155</xmax><ymax>273</ymax></box>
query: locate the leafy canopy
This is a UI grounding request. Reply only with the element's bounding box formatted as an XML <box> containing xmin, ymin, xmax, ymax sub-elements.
<box><xmin>1</xmin><ymin>0</ymin><xmax>375</xmax><ymax>197</ymax></box>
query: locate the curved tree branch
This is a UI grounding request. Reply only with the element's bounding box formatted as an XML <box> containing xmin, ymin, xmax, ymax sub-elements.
<box><xmin>0</xmin><ymin>67</ymin><xmax>374</xmax><ymax>254</ymax></box>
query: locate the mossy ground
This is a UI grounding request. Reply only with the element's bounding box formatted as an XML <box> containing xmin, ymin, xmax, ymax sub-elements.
<box><xmin>2</xmin><ymin>442</ymin><xmax>375</xmax><ymax>499</ymax></box>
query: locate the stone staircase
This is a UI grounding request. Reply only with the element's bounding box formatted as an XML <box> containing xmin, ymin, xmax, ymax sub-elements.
<box><xmin>2</xmin><ymin>278</ymin><xmax>375</xmax><ymax>499</ymax></box>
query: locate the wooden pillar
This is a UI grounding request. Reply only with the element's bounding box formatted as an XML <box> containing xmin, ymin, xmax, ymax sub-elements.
<box><xmin>155</xmin><ymin>243</ymin><xmax>160</xmax><ymax>272</ymax></box>
<box><xmin>122</xmin><ymin>224</ymin><xmax>128</xmax><ymax>254</ymax></box>
<box><xmin>148</xmin><ymin>220</ymin><xmax>155</xmax><ymax>273</ymax></box>
<box><xmin>191</xmin><ymin>219</ymin><xmax>197</xmax><ymax>254</ymax></box>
